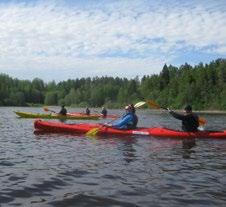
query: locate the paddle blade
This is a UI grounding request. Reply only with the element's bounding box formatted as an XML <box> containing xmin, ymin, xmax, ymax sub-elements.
<box><xmin>199</xmin><ymin>117</ymin><xmax>207</xmax><ymax>126</ymax></box>
<box><xmin>43</xmin><ymin>106</ymin><xmax>56</xmax><ymax>113</ymax></box>
<box><xmin>134</xmin><ymin>101</ymin><xmax>146</xmax><ymax>108</ymax></box>
<box><xmin>146</xmin><ymin>100</ymin><xmax>161</xmax><ymax>109</ymax></box>
<box><xmin>86</xmin><ymin>128</ymin><xmax>100</xmax><ymax>136</ymax></box>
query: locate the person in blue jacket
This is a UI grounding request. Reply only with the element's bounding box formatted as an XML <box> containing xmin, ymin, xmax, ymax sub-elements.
<box><xmin>106</xmin><ymin>105</ymin><xmax>138</xmax><ymax>129</ymax></box>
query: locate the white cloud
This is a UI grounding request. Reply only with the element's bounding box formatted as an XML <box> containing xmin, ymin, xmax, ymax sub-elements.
<box><xmin>0</xmin><ymin>55</ymin><xmax>164</xmax><ymax>81</ymax></box>
<box><xmin>0</xmin><ymin>0</ymin><xmax>225</xmax><ymax>80</ymax></box>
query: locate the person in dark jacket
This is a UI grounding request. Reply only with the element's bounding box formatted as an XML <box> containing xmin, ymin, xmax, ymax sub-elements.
<box><xmin>168</xmin><ymin>105</ymin><xmax>199</xmax><ymax>132</ymax></box>
<box><xmin>59</xmin><ymin>105</ymin><xmax>67</xmax><ymax>115</ymax></box>
<box><xmin>85</xmin><ymin>107</ymin><xmax>90</xmax><ymax>115</ymax></box>
<box><xmin>101</xmin><ymin>107</ymin><xmax>107</xmax><ymax>117</ymax></box>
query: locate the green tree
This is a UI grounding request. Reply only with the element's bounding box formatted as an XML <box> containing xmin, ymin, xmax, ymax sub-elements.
<box><xmin>44</xmin><ymin>92</ymin><xmax>58</xmax><ymax>105</ymax></box>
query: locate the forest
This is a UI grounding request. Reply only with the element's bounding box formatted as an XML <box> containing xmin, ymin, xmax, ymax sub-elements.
<box><xmin>0</xmin><ymin>58</ymin><xmax>226</xmax><ymax>110</ymax></box>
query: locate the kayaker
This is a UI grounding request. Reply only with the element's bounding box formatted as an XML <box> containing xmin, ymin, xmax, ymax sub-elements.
<box><xmin>167</xmin><ymin>105</ymin><xmax>199</xmax><ymax>132</ymax></box>
<box><xmin>59</xmin><ymin>105</ymin><xmax>67</xmax><ymax>115</ymax></box>
<box><xmin>101</xmin><ymin>107</ymin><xmax>107</xmax><ymax>117</ymax></box>
<box><xmin>106</xmin><ymin>104</ymin><xmax>138</xmax><ymax>129</ymax></box>
<box><xmin>85</xmin><ymin>107</ymin><xmax>90</xmax><ymax>115</ymax></box>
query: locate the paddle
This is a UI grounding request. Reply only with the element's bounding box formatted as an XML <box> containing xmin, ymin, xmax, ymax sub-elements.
<box><xmin>43</xmin><ymin>106</ymin><xmax>56</xmax><ymax>114</ymax></box>
<box><xmin>86</xmin><ymin>120</ymin><xmax>115</xmax><ymax>136</ymax></box>
<box><xmin>134</xmin><ymin>101</ymin><xmax>146</xmax><ymax>108</ymax></box>
<box><xmin>86</xmin><ymin>101</ymin><xmax>144</xmax><ymax>136</ymax></box>
<box><xmin>146</xmin><ymin>100</ymin><xmax>207</xmax><ymax>126</ymax></box>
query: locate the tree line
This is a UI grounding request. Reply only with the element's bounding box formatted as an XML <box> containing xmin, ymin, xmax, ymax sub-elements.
<box><xmin>0</xmin><ymin>58</ymin><xmax>226</xmax><ymax>110</ymax></box>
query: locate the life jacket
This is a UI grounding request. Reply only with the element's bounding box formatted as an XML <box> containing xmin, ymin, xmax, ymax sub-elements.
<box><xmin>59</xmin><ymin>108</ymin><xmax>67</xmax><ymax>115</ymax></box>
<box><xmin>86</xmin><ymin>108</ymin><xmax>90</xmax><ymax>115</ymax></box>
<box><xmin>127</xmin><ymin>113</ymin><xmax>138</xmax><ymax>129</ymax></box>
<box><xmin>101</xmin><ymin>109</ymin><xmax>107</xmax><ymax>117</ymax></box>
<box><xmin>182</xmin><ymin>113</ymin><xmax>199</xmax><ymax>132</ymax></box>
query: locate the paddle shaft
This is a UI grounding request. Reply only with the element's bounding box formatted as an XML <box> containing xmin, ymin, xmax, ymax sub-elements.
<box><xmin>43</xmin><ymin>107</ymin><xmax>57</xmax><ymax>114</ymax></box>
<box><xmin>49</xmin><ymin>109</ymin><xmax>56</xmax><ymax>113</ymax></box>
<box><xmin>86</xmin><ymin>115</ymin><xmax>120</xmax><ymax>136</ymax></box>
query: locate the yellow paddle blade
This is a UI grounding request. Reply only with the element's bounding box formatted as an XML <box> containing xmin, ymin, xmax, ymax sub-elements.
<box><xmin>199</xmin><ymin>117</ymin><xmax>207</xmax><ymax>126</ymax></box>
<box><xmin>86</xmin><ymin>128</ymin><xmax>100</xmax><ymax>136</ymax></box>
<box><xmin>146</xmin><ymin>100</ymin><xmax>161</xmax><ymax>109</ymax></box>
<box><xmin>134</xmin><ymin>101</ymin><xmax>146</xmax><ymax>108</ymax></box>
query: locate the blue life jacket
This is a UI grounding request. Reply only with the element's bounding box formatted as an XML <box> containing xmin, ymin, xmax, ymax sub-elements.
<box><xmin>112</xmin><ymin>112</ymin><xmax>138</xmax><ymax>129</ymax></box>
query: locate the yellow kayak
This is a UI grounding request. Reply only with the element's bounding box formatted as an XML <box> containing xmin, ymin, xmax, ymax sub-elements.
<box><xmin>14</xmin><ymin>111</ymin><xmax>100</xmax><ymax>120</ymax></box>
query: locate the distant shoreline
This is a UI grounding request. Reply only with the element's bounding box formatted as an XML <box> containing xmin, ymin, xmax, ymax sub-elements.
<box><xmin>2</xmin><ymin>106</ymin><xmax>226</xmax><ymax>115</ymax></box>
<box><xmin>195</xmin><ymin>110</ymin><xmax>226</xmax><ymax>115</ymax></box>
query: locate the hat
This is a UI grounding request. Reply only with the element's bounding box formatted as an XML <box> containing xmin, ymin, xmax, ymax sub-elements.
<box><xmin>184</xmin><ymin>105</ymin><xmax>192</xmax><ymax>111</ymax></box>
<box><xmin>125</xmin><ymin>105</ymin><xmax>131</xmax><ymax>110</ymax></box>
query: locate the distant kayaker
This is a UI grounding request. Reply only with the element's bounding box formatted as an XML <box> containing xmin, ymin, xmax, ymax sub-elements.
<box><xmin>101</xmin><ymin>107</ymin><xmax>107</xmax><ymax>117</ymax></box>
<box><xmin>106</xmin><ymin>104</ymin><xmax>138</xmax><ymax>129</ymax></box>
<box><xmin>59</xmin><ymin>105</ymin><xmax>67</xmax><ymax>116</ymax></box>
<box><xmin>167</xmin><ymin>105</ymin><xmax>199</xmax><ymax>132</ymax></box>
<box><xmin>85</xmin><ymin>107</ymin><xmax>90</xmax><ymax>115</ymax></box>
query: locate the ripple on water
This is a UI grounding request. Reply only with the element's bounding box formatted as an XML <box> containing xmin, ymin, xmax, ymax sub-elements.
<box><xmin>48</xmin><ymin>193</ymin><xmax>139</xmax><ymax>207</ymax></box>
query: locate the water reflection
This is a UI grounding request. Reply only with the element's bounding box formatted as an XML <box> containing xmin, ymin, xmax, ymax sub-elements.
<box><xmin>182</xmin><ymin>139</ymin><xmax>196</xmax><ymax>159</ymax></box>
<box><xmin>121</xmin><ymin>137</ymin><xmax>137</xmax><ymax>163</ymax></box>
<box><xmin>99</xmin><ymin>136</ymin><xmax>138</xmax><ymax>164</ymax></box>
<box><xmin>58</xmin><ymin>118</ymin><xmax>68</xmax><ymax>123</ymax></box>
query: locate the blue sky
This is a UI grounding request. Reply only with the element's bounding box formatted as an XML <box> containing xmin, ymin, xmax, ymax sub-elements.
<box><xmin>0</xmin><ymin>0</ymin><xmax>226</xmax><ymax>82</ymax></box>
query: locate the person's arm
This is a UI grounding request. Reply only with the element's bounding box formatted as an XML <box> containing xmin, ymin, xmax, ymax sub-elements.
<box><xmin>169</xmin><ymin>110</ymin><xmax>186</xmax><ymax>121</ymax></box>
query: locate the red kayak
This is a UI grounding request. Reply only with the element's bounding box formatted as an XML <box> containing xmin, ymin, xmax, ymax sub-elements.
<box><xmin>34</xmin><ymin>120</ymin><xmax>226</xmax><ymax>139</ymax></box>
<box><xmin>69</xmin><ymin>112</ymin><xmax>119</xmax><ymax>119</ymax></box>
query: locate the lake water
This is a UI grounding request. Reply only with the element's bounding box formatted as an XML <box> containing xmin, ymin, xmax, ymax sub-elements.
<box><xmin>1</xmin><ymin>107</ymin><xmax>226</xmax><ymax>207</ymax></box>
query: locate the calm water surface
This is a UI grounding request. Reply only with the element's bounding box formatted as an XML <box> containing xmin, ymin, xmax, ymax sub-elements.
<box><xmin>1</xmin><ymin>107</ymin><xmax>226</xmax><ymax>207</ymax></box>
